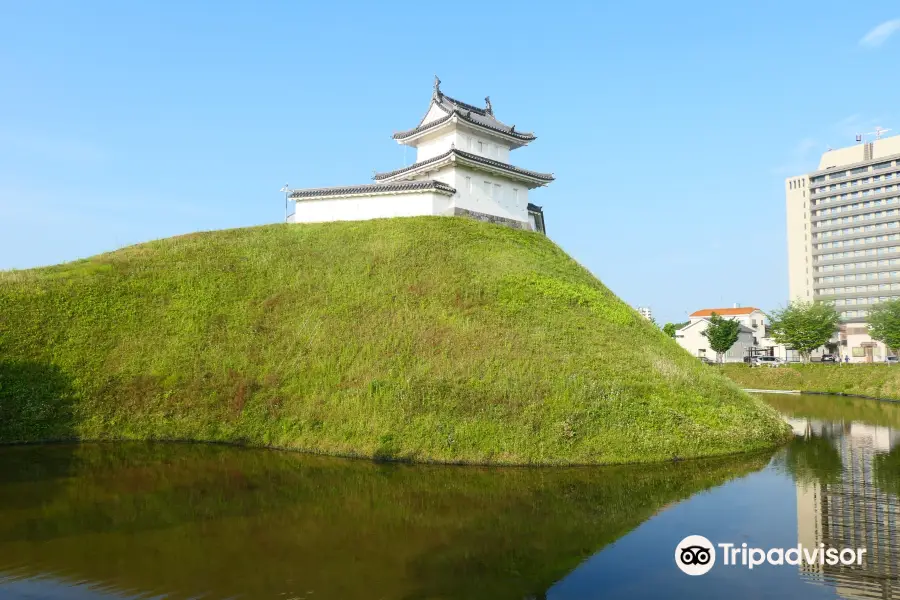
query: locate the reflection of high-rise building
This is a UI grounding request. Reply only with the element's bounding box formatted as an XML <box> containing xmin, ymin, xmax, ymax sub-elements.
<box><xmin>795</xmin><ymin>420</ymin><xmax>900</xmax><ymax>599</ymax></box>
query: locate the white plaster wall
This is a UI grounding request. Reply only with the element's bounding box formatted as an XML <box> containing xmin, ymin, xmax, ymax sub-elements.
<box><xmin>413</xmin><ymin>125</ymin><xmax>512</xmax><ymax>164</ymax></box>
<box><xmin>687</xmin><ymin>312</ymin><xmax>767</xmax><ymax>343</ymax></box>
<box><xmin>291</xmin><ymin>192</ymin><xmax>451</xmax><ymax>224</ymax></box>
<box><xmin>419</xmin><ymin>102</ymin><xmax>447</xmax><ymax>127</ymax></box>
<box><xmin>416</xmin><ymin>136</ymin><xmax>450</xmax><ymax>161</ymax></box>
<box><xmin>446</xmin><ymin>166</ymin><xmax>529</xmax><ymax>223</ymax></box>
<box><xmin>675</xmin><ymin>322</ymin><xmax>754</xmax><ymax>362</ymax></box>
<box><xmin>786</xmin><ymin>175</ymin><xmax>812</xmax><ymax>301</ymax></box>
<box><xmin>842</xmin><ymin>324</ymin><xmax>890</xmax><ymax>363</ymax></box>
<box><xmin>456</xmin><ymin>128</ymin><xmax>510</xmax><ymax>163</ymax></box>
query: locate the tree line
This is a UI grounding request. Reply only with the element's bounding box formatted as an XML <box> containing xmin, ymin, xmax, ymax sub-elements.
<box><xmin>659</xmin><ymin>299</ymin><xmax>900</xmax><ymax>364</ymax></box>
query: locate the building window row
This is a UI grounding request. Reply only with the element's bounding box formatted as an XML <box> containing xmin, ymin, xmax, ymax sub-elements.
<box><xmin>816</xmin><ymin>233</ymin><xmax>900</xmax><ymax>249</ymax></box>
<box><xmin>817</xmin><ymin>267</ymin><xmax>900</xmax><ymax>283</ymax></box>
<box><xmin>817</xmin><ymin>282</ymin><xmax>900</xmax><ymax>295</ymax></box>
<box><xmin>818</xmin><ymin>258</ymin><xmax>900</xmax><ymax>272</ymax></box>
<box><xmin>811</xmin><ymin>170</ymin><xmax>900</xmax><ymax>197</ymax></box>
<box><xmin>813</xmin><ymin>180</ymin><xmax>900</xmax><ymax>202</ymax></box>
<box><xmin>841</xmin><ymin>310</ymin><xmax>866</xmax><ymax>318</ymax></box>
<box><xmin>815</xmin><ymin>209</ymin><xmax>900</xmax><ymax>229</ymax></box>
<box><xmin>816</xmin><ymin>235</ymin><xmax>900</xmax><ymax>250</ymax></box>
<box><xmin>817</xmin><ymin>245</ymin><xmax>900</xmax><ymax>262</ymax></box>
<box><xmin>834</xmin><ymin>296</ymin><xmax>897</xmax><ymax>307</ymax></box>
<box><xmin>816</xmin><ymin>221</ymin><xmax>900</xmax><ymax>239</ymax></box>
<box><xmin>815</xmin><ymin>160</ymin><xmax>899</xmax><ymax>183</ymax></box>
<box><xmin>815</xmin><ymin>194</ymin><xmax>900</xmax><ymax>215</ymax></box>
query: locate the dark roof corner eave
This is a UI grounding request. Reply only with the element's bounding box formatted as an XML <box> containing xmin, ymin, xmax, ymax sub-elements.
<box><xmin>373</xmin><ymin>149</ymin><xmax>553</xmax><ymax>184</ymax></box>
<box><xmin>290</xmin><ymin>179</ymin><xmax>456</xmax><ymax>200</ymax></box>
<box><xmin>392</xmin><ymin>112</ymin><xmax>536</xmax><ymax>143</ymax></box>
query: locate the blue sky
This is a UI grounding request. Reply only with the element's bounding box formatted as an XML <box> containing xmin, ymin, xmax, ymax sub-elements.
<box><xmin>2</xmin><ymin>1</ymin><xmax>899</xmax><ymax>324</ymax></box>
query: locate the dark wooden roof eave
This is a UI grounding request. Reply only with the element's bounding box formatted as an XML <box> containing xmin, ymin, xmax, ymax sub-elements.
<box><xmin>393</xmin><ymin>110</ymin><xmax>536</xmax><ymax>142</ymax></box>
<box><xmin>290</xmin><ymin>179</ymin><xmax>456</xmax><ymax>200</ymax></box>
<box><xmin>373</xmin><ymin>149</ymin><xmax>554</xmax><ymax>184</ymax></box>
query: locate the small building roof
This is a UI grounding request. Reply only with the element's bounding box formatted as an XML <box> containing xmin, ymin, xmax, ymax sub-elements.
<box><xmin>689</xmin><ymin>307</ymin><xmax>762</xmax><ymax>318</ymax></box>
<box><xmin>392</xmin><ymin>78</ymin><xmax>536</xmax><ymax>145</ymax></box>
<box><xmin>678</xmin><ymin>318</ymin><xmax>755</xmax><ymax>334</ymax></box>
<box><xmin>289</xmin><ymin>179</ymin><xmax>455</xmax><ymax>201</ymax></box>
<box><xmin>373</xmin><ymin>148</ymin><xmax>554</xmax><ymax>187</ymax></box>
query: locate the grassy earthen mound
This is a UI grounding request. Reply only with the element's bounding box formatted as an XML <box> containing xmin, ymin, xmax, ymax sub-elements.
<box><xmin>0</xmin><ymin>217</ymin><xmax>789</xmax><ymax>464</ymax></box>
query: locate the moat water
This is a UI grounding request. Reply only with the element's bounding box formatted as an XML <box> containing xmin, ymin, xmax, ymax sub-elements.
<box><xmin>1</xmin><ymin>393</ymin><xmax>899</xmax><ymax>599</ymax></box>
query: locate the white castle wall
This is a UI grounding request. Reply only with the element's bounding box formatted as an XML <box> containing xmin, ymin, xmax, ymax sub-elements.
<box><xmin>415</xmin><ymin>127</ymin><xmax>512</xmax><ymax>164</ymax></box>
<box><xmin>444</xmin><ymin>166</ymin><xmax>529</xmax><ymax>223</ymax></box>
<box><xmin>290</xmin><ymin>192</ymin><xmax>452</xmax><ymax>224</ymax></box>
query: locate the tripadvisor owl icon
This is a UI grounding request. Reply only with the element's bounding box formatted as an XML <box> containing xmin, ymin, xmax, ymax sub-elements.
<box><xmin>676</xmin><ymin>535</ymin><xmax>716</xmax><ymax>576</ymax></box>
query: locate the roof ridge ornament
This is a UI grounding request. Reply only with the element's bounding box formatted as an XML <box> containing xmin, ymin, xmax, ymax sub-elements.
<box><xmin>484</xmin><ymin>96</ymin><xmax>493</xmax><ymax>116</ymax></box>
<box><xmin>433</xmin><ymin>75</ymin><xmax>442</xmax><ymax>100</ymax></box>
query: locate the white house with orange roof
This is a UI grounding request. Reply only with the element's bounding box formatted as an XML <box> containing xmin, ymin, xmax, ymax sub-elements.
<box><xmin>675</xmin><ymin>307</ymin><xmax>758</xmax><ymax>363</ymax></box>
<box><xmin>686</xmin><ymin>306</ymin><xmax>768</xmax><ymax>342</ymax></box>
<box><xmin>676</xmin><ymin>305</ymin><xmax>826</xmax><ymax>362</ymax></box>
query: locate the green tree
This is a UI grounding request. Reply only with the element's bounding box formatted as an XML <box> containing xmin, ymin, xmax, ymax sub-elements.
<box><xmin>701</xmin><ymin>313</ymin><xmax>741</xmax><ymax>364</ymax></box>
<box><xmin>767</xmin><ymin>301</ymin><xmax>840</xmax><ymax>363</ymax></box>
<box><xmin>867</xmin><ymin>299</ymin><xmax>900</xmax><ymax>356</ymax></box>
<box><xmin>662</xmin><ymin>321</ymin><xmax>689</xmax><ymax>338</ymax></box>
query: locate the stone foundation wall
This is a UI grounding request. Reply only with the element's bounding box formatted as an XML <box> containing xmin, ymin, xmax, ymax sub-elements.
<box><xmin>453</xmin><ymin>208</ymin><xmax>531</xmax><ymax>231</ymax></box>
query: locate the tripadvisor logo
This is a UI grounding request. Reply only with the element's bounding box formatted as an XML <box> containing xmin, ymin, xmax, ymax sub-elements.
<box><xmin>675</xmin><ymin>535</ymin><xmax>716</xmax><ymax>576</ymax></box>
<box><xmin>675</xmin><ymin>535</ymin><xmax>867</xmax><ymax>576</ymax></box>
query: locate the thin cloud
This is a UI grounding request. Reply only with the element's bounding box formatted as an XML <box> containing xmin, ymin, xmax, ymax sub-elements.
<box><xmin>0</xmin><ymin>130</ymin><xmax>107</xmax><ymax>165</ymax></box>
<box><xmin>834</xmin><ymin>114</ymin><xmax>861</xmax><ymax>132</ymax></box>
<box><xmin>860</xmin><ymin>19</ymin><xmax>900</xmax><ymax>48</ymax></box>
<box><xmin>771</xmin><ymin>137</ymin><xmax>820</xmax><ymax>176</ymax></box>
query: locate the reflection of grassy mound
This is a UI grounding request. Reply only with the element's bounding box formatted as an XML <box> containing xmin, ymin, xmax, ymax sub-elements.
<box><xmin>0</xmin><ymin>218</ymin><xmax>789</xmax><ymax>464</ymax></box>
<box><xmin>0</xmin><ymin>443</ymin><xmax>773</xmax><ymax>599</ymax></box>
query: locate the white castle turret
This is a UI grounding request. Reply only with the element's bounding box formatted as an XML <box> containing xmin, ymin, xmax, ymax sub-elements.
<box><xmin>288</xmin><ymin>77</ymin><xmax>553</xmax><ymax>232</ymax></box>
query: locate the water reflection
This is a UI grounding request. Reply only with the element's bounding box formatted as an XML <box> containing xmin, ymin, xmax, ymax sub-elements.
<box><xmin>774</xmin><ymin>396</ymin><xmax>900</xmax><ymax>600</ymax></box>
<box><xmin>0</xmin><ymin>443</ymin><xmax>771</xmax><ymax>600</ymax></box>
<box><xmin>7</xmin><ymin>395</ymin><xmax>900</xmax><ymax>600</ymax></box>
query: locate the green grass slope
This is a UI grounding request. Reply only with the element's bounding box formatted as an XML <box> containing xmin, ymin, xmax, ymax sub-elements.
<box><xmin>0</xmin><ymin>217</ymin><xmax>789</xmax><ymax>464</ymax></box>
<box><xmin>723</xmin><ymin>363</ymin><xmax>900</xmax><ymax>400</ymax></box>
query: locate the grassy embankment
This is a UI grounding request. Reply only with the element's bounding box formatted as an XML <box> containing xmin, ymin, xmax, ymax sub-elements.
<box><xmin>0</xmin><ymin>217</ymin><xmax>789</xmax><ymax>464</ymax></box>
<box><xmin>723</xmin><ymin>363</ymin><xmax>900</xmax><ymax>401</ymax></box>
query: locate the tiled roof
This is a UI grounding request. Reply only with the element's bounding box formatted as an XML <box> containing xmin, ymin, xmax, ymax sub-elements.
<box><xmin>392</xmin><ymin>102</ymin><xmax>536</xmax><ymax>142</ymax></box>
<box><xmin>290</xmin><ymin>180</ymin><xmax>455</xmax><ymax>200</ymax></box>
<box><xmin>392</xmin><ymin>114</ymin><xmax>454</xmax><ymax>140</ymax></box>
<box><xmin>527</xmin><ymin>203</ymin><xmax>543</xmax><ymax>213</ymax></box>
<box><xmin>689</xmin><ymin>307</ymin><xmax>761</xmax><ymax>317</ymax></box>
<box><xmin>373</xmin><ymin>148</ymin><xmax>554</xmax><ymax>184</ymax></box>
<box><xmin>678</xmin><ymin>319</ymin><xmax>754</xmax><ymax>333</ymax></box>
<box><xmin>393</xmin><ymin>84</ymin><xmax>536</xmax><ymax>142</ymax></box>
